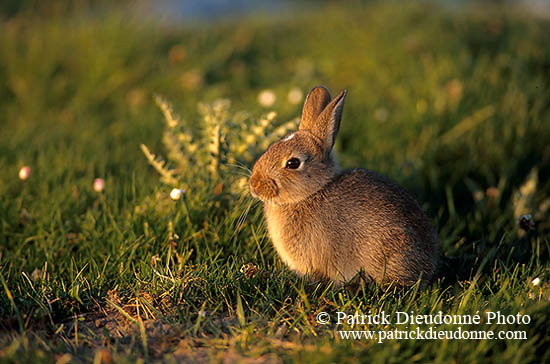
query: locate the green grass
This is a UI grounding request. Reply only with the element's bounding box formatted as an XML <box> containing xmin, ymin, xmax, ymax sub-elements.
<box><xmin>1</xmin><ymin>1</ymin><xmax>550</xmax><ymax>363</ymax></box>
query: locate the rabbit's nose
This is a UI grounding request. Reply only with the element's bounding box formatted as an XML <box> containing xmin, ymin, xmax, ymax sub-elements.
<box><xmin>250</xmin><ymin>174</ymin><xmax>259</xmax><ymax>188</ymax></box>
<box><xmin>249</xmin><ymin>173</ymin><xmax>261</xmax><ymax>196</ymax></box>
<box><xmin>249</xmin><ymin>173</ymin><xmax>278</xmax><ymax>199</ymax></box>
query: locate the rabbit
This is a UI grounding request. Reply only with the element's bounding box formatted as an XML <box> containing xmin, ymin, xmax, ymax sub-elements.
<box><xmin>249</xmin><ymin>86</ymin><xmax>439</xmax><ymax>286</ymax></box>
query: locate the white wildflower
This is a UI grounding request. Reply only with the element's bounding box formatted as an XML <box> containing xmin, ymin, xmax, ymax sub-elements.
<box><xmin>258</xmin><ymin>89</ymin><xmax>276</xmax><ymax>107</ymax></box>
<box><xmin>288</xmin><ymin>87</ymin><xmax>303</xmax><ymax>105</ymax></box>
<box><xmin>170</xmin><ymin>188</ymin><xmax>184</xmax><ymax>200</ymax></box>
<box><xmin>93</xmin><ymin>178</ymin><xmax>105</xmax><ymax>192</ymax></box>
<box><xmin>18</xmin><ymin>166</ymin><xmax>31</xmax><ymax>180</ymax></box>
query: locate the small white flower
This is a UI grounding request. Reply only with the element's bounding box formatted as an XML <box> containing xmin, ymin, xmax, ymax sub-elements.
<box><xmin>258</xmin><ymin>89</ymin><xmax>276</xmax><ymax>107</ymax></box>
<box><xmin>170</xmin><ymin>188</ymin><xmax>185</xmax><ymax>200</ymax></box>
<box><xmin>287</xmin><ymin>87</ymin><xmax>303</xmax><ymax>105</ymax></box>
<box><xmin>531</xmin><ymin>277</ymin><xmax>541</xmax><ymax>286</ymax></box>
<box><xmin>18</xmin><ymin>166</ymin><xmax>31</xmax><ymax>180</ymax></box>
<box><xmin>93</xmin><ymin>178</ymin><xmax>105</xmax><ymax>192</ymax></box>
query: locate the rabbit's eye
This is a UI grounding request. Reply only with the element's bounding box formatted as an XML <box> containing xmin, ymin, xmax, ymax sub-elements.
<box><xmin>285</xmin><ymin>158</ymin><xmax>301</xmax><ymax>170</ymax></box>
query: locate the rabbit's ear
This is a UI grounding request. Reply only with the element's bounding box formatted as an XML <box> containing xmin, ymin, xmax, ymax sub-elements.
<box><xmin>299</xmin><ymin>86</ymin><xmax>332</xmax><ymax>131</ymax></box>
<box><xmin>311</xmin><ymin>89</ymin><xmax>347</xmax><ymax>152</ymax></box>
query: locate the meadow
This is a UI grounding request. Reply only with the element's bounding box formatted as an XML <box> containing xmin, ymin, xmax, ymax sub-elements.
<box><xmin>0</xmin><ymin>1</ymin><xmax>549</xmax><ymax>363</ymax></box>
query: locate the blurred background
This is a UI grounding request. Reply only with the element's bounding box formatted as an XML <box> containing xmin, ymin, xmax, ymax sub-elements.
<box><xmin>1</xmin><ymin>2</ymin><xmax>550</xmax><ymax>361</ymax></box>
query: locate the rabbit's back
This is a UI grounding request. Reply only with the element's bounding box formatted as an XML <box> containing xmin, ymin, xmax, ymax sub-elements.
<box><xmin>265</xmin><ymin>168</ymin><xmax>439</xmax><ymax>285</ymax></box>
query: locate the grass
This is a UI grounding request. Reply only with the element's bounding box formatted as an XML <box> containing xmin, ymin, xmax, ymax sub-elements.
<box><xmin>1</xmin><ymin>1</ymin><xmax>550</xmax><ymax>362</ymax></box>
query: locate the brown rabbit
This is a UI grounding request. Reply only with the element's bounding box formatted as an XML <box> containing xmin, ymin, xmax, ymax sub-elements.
<box><xmin>249</xmin><ymin>86</ymin><xmax>439</xmax><ymax>286</ymax></box>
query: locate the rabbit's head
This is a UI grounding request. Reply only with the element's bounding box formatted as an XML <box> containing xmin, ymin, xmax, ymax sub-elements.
<box><xmin>250</xmin><ymin>86</ymin><xmax>347</xmax><ymax>205</ymax></box>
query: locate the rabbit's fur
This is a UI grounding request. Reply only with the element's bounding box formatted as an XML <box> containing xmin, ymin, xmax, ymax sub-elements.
<box><xmin>249</xmin><ymin>86</ymin><xmax>439</xmax><ymax>286</ymax></box>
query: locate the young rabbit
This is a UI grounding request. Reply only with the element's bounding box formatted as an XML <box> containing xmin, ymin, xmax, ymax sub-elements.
<box><xmin>249</xmin><ymin>86</ymin><xmax>439</xmax><ymax>286</ymax></box>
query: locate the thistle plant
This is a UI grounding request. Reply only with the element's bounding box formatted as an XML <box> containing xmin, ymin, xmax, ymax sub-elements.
<box><xmin>141</xmin><ymin>96</ymin><xmax>297</xmax><ymax>195</ymax></box>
